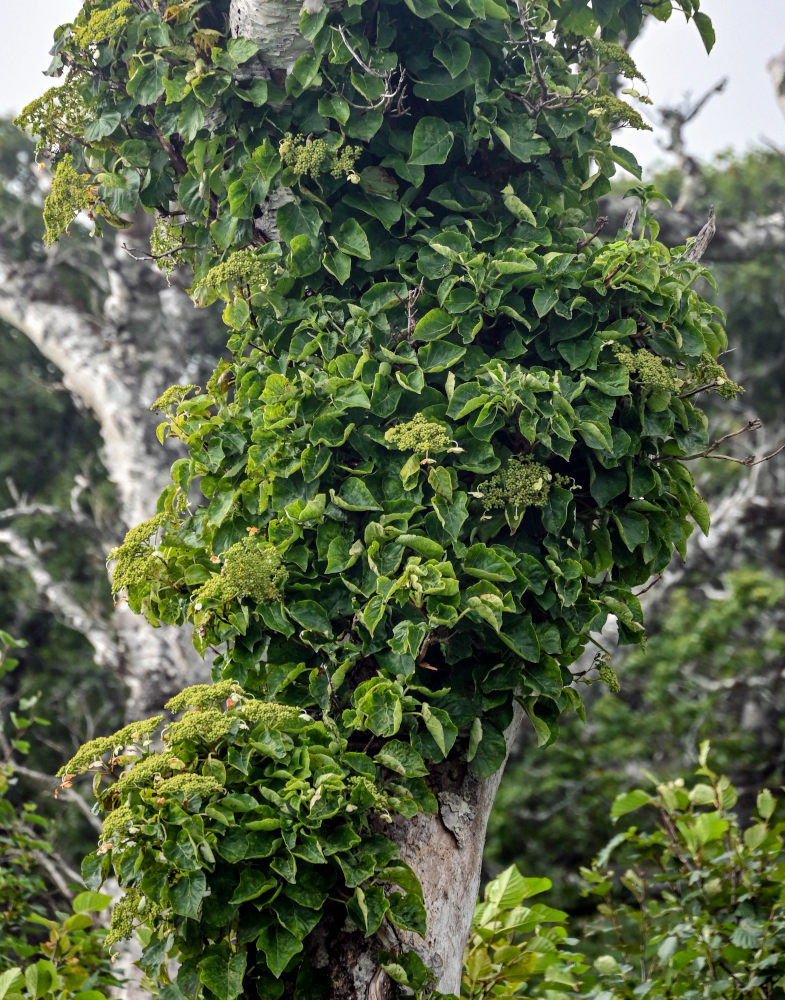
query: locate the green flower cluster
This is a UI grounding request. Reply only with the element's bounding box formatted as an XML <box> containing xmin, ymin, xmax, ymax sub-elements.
<box><xmin>243</xmin><ymin>700</ymin><xmax>302</xmax><ymax>727</ymax></box>
<box><xmin>199</xmin><ymin>248</ymin><xmax>273</xmax><ymax>296</ymax></box>
<box><xmin>480</xmin><ymin>457</ymin><xmax>553</xmax><ymax>513</ymax></box>
<box><xmin>110</xmin><ymin>715</ymin><xmax>165</xmax><ymax>748</ymax></box>
<box><xmin>596</xmin><ymin>656</ymin><xmax>621</xmax><ymax>693</ymax></box>
<box><xmin>590</xmin><ymin>94</ymin><xmax>651</xmax><ymax>131</ymax></box>
<box><xmin>106</xmin><ymin>888</ymin><xmax>161</xmax><ymax>947</ymax></box>
<box><xmin>115</xmin><ymin>752</ymin><xmax>170</xmax><ymax>790</ymax></box>
<box><xmin>74</xmin><ymin>0</ymin><xmax>134</xmax><ymax>47</ymax></box>
<box><xmin>385</xmin><ymin>413</ymin><xmax>452</xmax><ymax>456</ymax></box>
<box><xmin>279</xmin><ymin>133</ymin><xmax>361</xmax><ymax>181</ymax></box>
<box><xmin>58</xmin><ymin>735</ymin><xmax>115</xmax><ymax>777</ymax></box>
<box><xmin>614</xmin><ymin>345</ymin><xmax>682</xmax><ymax>392</ymax></box>
<box><xmin>101</xmin><ymin>804</ymin><xmax>135</xmax><ymax>843</ymax></box>
<box><xmin>151</xmin><ymin>383</ymin><xmax>198</xmax><ymax>413</ymax></box>
<box><xmin>108</xmin><ymin>513</ymin><xmax>170</xmax><ymax>594</ymax></box>
<box><xmin>156</xmin><ymin>773</ymin><xmax>223</xmax><ymax>799</ymax></box>
<box><xmin>165</xmin><ymin>681</ymin><xmax>239</xmax><ymax>712</ymax></box>
<box><xmin>590</xmin><ymin>40</ymin><xmax>644</xmax><ymax>82</ymax></box>
<box><xmin>194</xmin><ymin>538</ymin><xmax>286</xmax><ymax>608</ymax></box>
<box><xmin>42</xmin><ymin>154</ymin><xmax>93</xmax><ymax>246</ymax></box>
<box><xmin>15</xmin><ymin>84</ymin><xmax>89</xmax><ymax>154</ymax></box>
<box><xmin>164</xmin><ymin>707</ymin><xmax>237</xmax><ymax>745</ymax></box>
<box><xmin>693</xmin><ymin>352</ymin><xmax>743</xmax><ymax>399</ymax></box>
<box><xmin>149</xmin><ymin>217</ymin><xmax>186</xmax><ymax>277</ymax></box>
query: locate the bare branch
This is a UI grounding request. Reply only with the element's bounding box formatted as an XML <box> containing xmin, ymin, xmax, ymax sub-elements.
<box><xmin>10</xmin><ymin>762</ymin><xmax>103</xmax><ymax>833</ymax></box>
<box><xmin>0</xmin><ymin>527</ymin><xmax>118</xmax><ymax>669</ymax></box>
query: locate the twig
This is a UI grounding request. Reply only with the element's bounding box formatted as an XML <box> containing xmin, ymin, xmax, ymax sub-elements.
<box><xmin>11</xmin><ymin>762</ymin><xmax>103</xmax><ymax>833</ymax></box>
<box><xmin>577</xmin><ymin>216</ymin><xmax>609</xmax><ymax>253</ymax></box>
<box><xmin>651</xmin><ymin>419</ymin><xmax>785</xmax><ymax>467</ymax></box>
<box><xmin>634</xmin><ymin>572</ymin><xmax>663</xmax><ymax>597</ymax></box>
<box><xmin>121</xmin><ymin>242</ymin><xmax>198</xmax><ymax>263</ymax></box>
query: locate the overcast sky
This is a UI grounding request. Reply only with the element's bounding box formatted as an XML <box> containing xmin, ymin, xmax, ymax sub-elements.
<box><xmin>2</xmin><ymin>0</ymin><xmax>784</xmax><ymax>171</ymax></box>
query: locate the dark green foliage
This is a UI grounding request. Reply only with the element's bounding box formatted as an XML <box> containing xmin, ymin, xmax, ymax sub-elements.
<box><xmin>21</xmin><ymin>0</ymin><xmax>730</xmax><ymax>993</ymax></box>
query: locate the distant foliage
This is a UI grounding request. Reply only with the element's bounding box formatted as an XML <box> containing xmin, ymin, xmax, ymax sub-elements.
<box><xmin>470</xmin><ymin>750</ymin><xmax>785</xmax><ymax>1000</ymax></box>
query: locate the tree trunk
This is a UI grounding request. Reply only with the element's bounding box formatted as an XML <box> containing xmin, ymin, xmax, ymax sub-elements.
<box><xmin>308</xmin><ymin>709</ymin><xmax>524</xmax><ymax>998</ymax></box>
<box><xmin>0</xmin><ymin>234</ymin><xmax>211</xmax><ymax>718</ymax></box>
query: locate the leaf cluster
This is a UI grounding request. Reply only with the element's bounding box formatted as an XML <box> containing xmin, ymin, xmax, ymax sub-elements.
<box><xmin>70</xmin><ymin>684</ymin><xmax>429</xmax><ymax>999</ymax></box>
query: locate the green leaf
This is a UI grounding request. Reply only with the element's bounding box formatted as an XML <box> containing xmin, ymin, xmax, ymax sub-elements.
<box><xmin>692</xmin><ymin>11</ymin><xmax>715</xmax><ymax>53</ymax></box>
<box><xmin>72</xmin><ymin>891</ymin><xmax>112</xmax><ymax>913</ymax></box>
<box><xmin>434</xmin><ymin>36</ymin><xmax>471</xmax><ymax>78</ymax></box>
<box><xmin>257</xmin><ymin>923</ymin><xmax>303</xmax><ymax>978</ymax></box>
<box><xmin>332</xmin><ymin>218</ymin><xmax>371</xmax><ymax>260</ymax></box>
<box><xmin>492</xmin><ymin>117</ymin><xmax>548</xmax><ymax>163</ymax></box>
<box><xmin>288</xmin><ymin>600</ymin><xmax>331</xmax><ymax>635</ymax></box>
<box><xmin>83</xmin><ymin>112</ymin><xmax>121</xmax><ymax>141</ymax></box>
<box><xmin>486</xmin><ymin>866</ymin><xmax>551</xmax><ymax>907</ymax></box>
<box><xmin>333</xmin><ymin>477</ymin><xmax>382</xmax><ymax>511</ymax></box>
<box><xmin>226</xmin><ymin>38</ymin><xmax>259</xmax><ymax>64</ymax></box>
<box><xmin>347</xmin><ymin>885</ymin><xmax>390</xmax><ymax>934</ymax></box>
<box><xmin>413</xmin><ymin>308</ymin><xmax>455</xmax><ymax>342</ymax></box>
<box><xmin>171</xmin><ymin>870</ymin><xmax>207</xmax><ymax>918</ymax></box>
<box><xmin>409</xmin><ymin>117</ymin><xmax>455</xmax><ymax>165</ymax></box>
<box><xmin>463</xmin><ymin>544</ymin><xmax>517</xmax><ymax>583</ymax></box>
<box><xmin>532</xmin><ymin>287</ymin><xmax>558</xmax><ymax>317</ymax></box>
<box><xmin>469</xmin><ymin>721</ymin><xmax>507</xmax><ymax>778</ymax></box>
<box><xmin>757</xmin><ymin>788</ymin><xmax>776</xmax><ymax>820</ymax></box>
<box><xmin>0</xmin><ymin>969</ymin><xmax>23</xmax><ymax>1000</ymax></box>
<box><xmin>375</xmin><ymin>740</ymin><xmax>428</xmax><ymax>777</ymax></box>
<box><xmin>610</xmin><ymin>788</ymin><xmax>652</xmax><ymax>819</ymax></box>
<box><xmin>199</xmin><ymin>947</ymin><xmax>247</xmax><ymax>1000</ymax></box>
<box><xmin>127</xmin><ymin>57</ymin><xmax>167</xmax><ymax>106</ymax></box>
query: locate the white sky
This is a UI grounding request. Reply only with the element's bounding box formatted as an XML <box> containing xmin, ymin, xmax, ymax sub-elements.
<box><xmin>2</xmin><ymin>0</ymin><xmax>784</xmax><ymax>170</ymax></box>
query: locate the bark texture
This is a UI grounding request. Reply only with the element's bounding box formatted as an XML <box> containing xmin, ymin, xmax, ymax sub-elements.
<box><xmin>309</xmin><ymin>709</ymin><xmax>525</xmax><ymax>998</ymax></box>
<box><xmin>0</xmin><ymin>230</ymin><xmax>213</xmax><ymax>717</ymax></box>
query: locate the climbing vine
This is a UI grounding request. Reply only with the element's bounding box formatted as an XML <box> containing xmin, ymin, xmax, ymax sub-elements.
<box><xmin>19</xmin><ymin>0</ymin><xmax>729</xmax><ymax>996</ymax></box>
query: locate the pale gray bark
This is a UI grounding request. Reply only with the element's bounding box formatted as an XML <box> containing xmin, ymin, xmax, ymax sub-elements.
<box><xmin>230</xmin><ymin>0</ymin><xmax>343</xmax><ymax>72</ymax></box>
<box><xmin>0</xmin><ymin>237</ymin><xmax>211</xmax><ymax>719</ymax></box>
<box><xmin>768</xmin><ymin>46</ymin><xmax>785</xmax><ymax>122</ymax></box>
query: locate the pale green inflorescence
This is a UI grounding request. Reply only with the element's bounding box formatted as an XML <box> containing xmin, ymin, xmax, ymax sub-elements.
<box><xmin>58</xmin><ymin>735</ymin><xmax>114</xmax><ymax>776</ymax></box>
<box><xmin>108</xmin><ymin>513</ymin><xmax>170</xmax><ymax>594</ymax></box>
<box><xmin>200</xmin><ymin>248</ymin><xmax>274</xmax><ymax>295</ymax></box>
<box><xmin>693</xmin><ymin>352</ymin><xmax>743</xmax><ymax>399</ymax></box>
<box><xmin>114</xmin><ymin>751</ymin><xmax>171</xmax><ymax>790</ymax></box>
<box><xmin>279</xmin><ymin>132</ymin><xmax>361</xmax><ymax>181</ymax></box>
<box><xmin>614</xmin><ymin>344</ymin><xmax>682</xmax><ymax>392</ymax></box>
<box><xmin>101</xmin><ymin>804</ymin><xmax>135</xmax><ymax>843</ymax></box>
<box><xmin>164</xmin><ymin>707</ymin><xmax>237</xmax><ymax>745</ymax></box>
<box><xmin>165</xmin><ymin>681</ymin><xmax>239</xmax><ymax>713</ymax></box>
<box><xmin>150</xmin><ymin>383</ymin><xmax>199</xmax><ymax>413</ymax></box>
<box><xmin>42</xmin><ymin>154</ymin><xmax>93</xmax><ymax>245</ymax></box>
<box><xmin>105</xmin><ymin>888</ymin><xmax>162</xmax><ymax>947</ymax></box>
<box><xmin>194</xmin><ymin>538</ymin><xmax>286</xmax><ymax>608</ymax></box>
<box><xmin>384</xmin><ymin>413</ymin><xmax>452</xmax><ymax>456</ymax></box>
<box><xmin>242</xmin><ymin>700</ymin><xmax>302</xmax><ymax>727</ymax></box>
<box><xmin>155</xmin><ymin>773</ymin><xmax>223</xmax><ymax>799</ymax></box>
<box><xmin>480</xmin><ymin>457</ymin><xmax>553</xmax><ymax>513</ymax></box>
<box><xmin>74</xmin><ymin>0</ymin><xmax>135</xmax><ymax>47</ymax></box>
<box><xmin>109</xmin><ymin>715</ymin><xmax>165</xmax><ymax>748</ymax></box>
